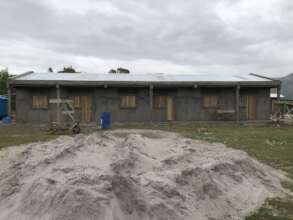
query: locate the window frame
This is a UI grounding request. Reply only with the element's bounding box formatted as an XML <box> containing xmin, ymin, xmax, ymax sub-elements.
<box><xmin>203</xmin><ymin>95</ymin><xmax>218</xmax><ymax>109</ymax></box>
<box><xmin>69</xmin><ymin>96</ymin><xmax>81</xmax><ymax>109</ymax></box>
<box><xmin>32</xmin><ymin>95</ymin><xmax>48</xmax><ymax>109</ymax></box>
<box><xmin>120</xmin><ymin>94</ymin><xmax>137</xmax><ymax>109</ymax></box>
<box><xmin>153</xmin><ymin>95</ymin><xmax>167</xmax><ymax>109</ymax></box>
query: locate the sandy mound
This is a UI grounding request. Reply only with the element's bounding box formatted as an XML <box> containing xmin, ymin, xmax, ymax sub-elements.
<box><xmin>0</xmin><ymin>129</ymin><xmax>289</xmax><ymax>220</ymax></box>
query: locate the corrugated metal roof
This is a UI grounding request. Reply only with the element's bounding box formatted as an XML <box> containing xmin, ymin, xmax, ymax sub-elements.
<box><xmin>13</xmin><ymin>72</ymin><xmax>272</xmax><ymax>82</ymax></box>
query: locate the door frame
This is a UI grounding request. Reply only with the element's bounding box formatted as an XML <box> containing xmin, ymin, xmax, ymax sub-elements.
<box><xmin>243</xmin><ymin>95</ymin><xmax>257</xmax><ymax>120</ymax></box>
<box><xmin>166</xmin><ymin>96</ymin><xmax>175</xmax><ymax>121</ymax></box>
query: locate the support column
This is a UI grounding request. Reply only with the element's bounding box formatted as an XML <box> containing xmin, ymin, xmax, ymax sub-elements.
<box><xmin>277</xmin><ymin>85</ymin><xmax>281</xmax><ymax>101</ymax></box>
<box><xmin>56</xmin><ymin>84</ymin><xmax>61</xmax><ymax>124</ymax></box>
<box><xmin>235</xmin><ymin>84</ymin><xmax>240</xmax><ymax>123</ymax></box>
<box><xmin>149</xmin><ymin>85</ymin><xmax>153</xmax><ymax>122</ymax></box>
<box><xmin>7</xmin><ymin>83</ymin><xmax>12</xmax><ymax>117</ymax></box>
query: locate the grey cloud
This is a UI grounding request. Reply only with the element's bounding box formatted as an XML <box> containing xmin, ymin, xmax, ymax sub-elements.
<box><xmin>0</xmin><ymin>0</ymin><xmax>293</xmax><ymax>76</ymax></box>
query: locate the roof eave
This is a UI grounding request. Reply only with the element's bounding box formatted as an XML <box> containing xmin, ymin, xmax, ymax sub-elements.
<box><xmin>8</xmin><ymin>79</ymin><xmax>281</xmax><ymax>87</ymax></box>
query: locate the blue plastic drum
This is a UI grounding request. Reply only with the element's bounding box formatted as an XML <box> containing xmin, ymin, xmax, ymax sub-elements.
<box><xmin>0</xmin><ymin>96</ymin><xmax>8</xmax><ymax>119</ymax></box>
<box><xmin>101</xmin><ymin>112</ymin><xmax>111</xmax><ymax>129</ymax></box>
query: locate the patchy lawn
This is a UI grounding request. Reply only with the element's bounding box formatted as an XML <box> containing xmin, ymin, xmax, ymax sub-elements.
<box><xmin>113</xmin><ymin>123</ymin><xmax>293</xmax><ymax>220</ymax></box>
<box><xmin>0</xmin><ymin>125</ymin><xmax>58</xmax><ymax>149</ymax></box>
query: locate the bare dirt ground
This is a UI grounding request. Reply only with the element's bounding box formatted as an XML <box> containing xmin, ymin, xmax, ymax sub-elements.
<box><xmin>0</xmin><ymin>130</ymin><xmax>290</xmax><ymax>220</ymax></box>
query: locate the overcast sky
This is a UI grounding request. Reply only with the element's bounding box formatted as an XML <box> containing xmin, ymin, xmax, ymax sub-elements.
<box><xmin>0</xmin><ymin>0</ymin><xmax>292</xmax><ymax>77</ymax></box>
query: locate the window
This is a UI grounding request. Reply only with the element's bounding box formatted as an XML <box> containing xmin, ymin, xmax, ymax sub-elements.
<box><xmin>70</xmin><ymin>96</ymin><xmax>80</xmax><ymax>108</ymax></box>
<box><xmin>203</xmin><ymin>95</ymin><xmax>218</xmax><ymax>108</ymax></box>
<box><xmin>154</xmin><ymin>96</ymin><xmax>166</xmax><ymax>109</ymax></box>
<box><xmin>120</xmin><ymin>95</ymin><xmax>136</xmax><ymax>108</ymax></box>
<box><xmin>32</xmin><ymin>96</ymin><xmax>48</xmax><ymax>109</ymax></box>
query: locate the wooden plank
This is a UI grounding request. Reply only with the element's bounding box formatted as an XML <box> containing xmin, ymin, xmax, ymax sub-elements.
<box><xmin>217</xmin><ymin>109</ymin><xmax>235</xmax><ymax>114</ymax></box>
<box><xmin>235</xmin><ymin>85</ymin><xmax>240</xmax><ymax>122</ymax></box>
<box><xmin>32</xmin><ymin>96</ymin><xmax>48</xmax><ymax>109</ymax></box>
<box><xmin>166</xmin><ymin>96</ymin><xmax>174</xmax><ymax>121</ymax></box>
<box><xmin>244</xmin><ymin>96</ymin><xmax>257</xmax><ymax>120</ymax></box>
<box><xmin>81</xmin><ymin>96</ymin><xmax>92</xmax><ymax>122</ymax></box>
<box><xmin>62</xmin><ymin>111</ymin><xmax>75</xmax><ymax>114</ymax></box>
<box><xmin>56</xmin><ymin>85</ymin><xmax>61</xmax><ymax>124</ymax></box>
<box><xmin>49</xmin><ymin>99</ymin><xmax>73</xmax><ymax>104</ymax></box>
<box><xmin>204</xmin><ymin>95</ymin><xmax>218</xmax><ymax>108</ymax></box>
<box><xmin>7</xmin><ymin>84</ymin><xmax>11</xmax><ymax>117</ymax></box>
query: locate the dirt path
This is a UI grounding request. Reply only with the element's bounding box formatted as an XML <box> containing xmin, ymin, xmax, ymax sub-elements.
<box><xmin>0</xmin><ymin>130</ymin><xmax>289</xmax><ymax>220</ymax></box>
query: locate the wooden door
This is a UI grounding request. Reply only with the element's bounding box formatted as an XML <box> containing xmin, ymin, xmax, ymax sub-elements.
<box><xmin>81</xmin><ymin>96</ymin><xmax>93</xmax><ymax>122</ymax></box>
<box><xmin>244</xmin><ymin>96</ymin><xmax>256</xmax><ymax>120</ymax></box>
<box><xmin>166</xmin><ymin>96</ymin><xmax>175</xmax><ymax>121</ymax></box>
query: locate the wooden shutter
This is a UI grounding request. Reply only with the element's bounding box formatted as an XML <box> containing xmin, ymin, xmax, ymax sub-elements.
<box><xmin>70</xmin><ymin>96</ymin><xmax>80</xmax><ymax>108</ymax></box>
<box><xmin>121</xmin><ymin>95</ymin><xmax>136</xmax><ymax>108</ymax></box>
<box><xmin>154</xmin><ymin>96</ymin><xmax>166</xmax><ymax>108</ymax></box>
<box><xmin>203</xmin><ymin>96</ymin><xmax>218</xmax><ymax>108</ymax></box>
<box><xmin>32</xmin><ymin>96</ymin><xmax>48</xmax><ymax>109</ymax></box>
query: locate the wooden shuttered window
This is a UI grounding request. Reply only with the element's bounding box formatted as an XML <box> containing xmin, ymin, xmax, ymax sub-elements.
<box><xmin>120</xmin><ymin>95</ymin><xmax>136</xmax><ymax>108</ymax></box>
<box><xmin>32</xmin><ymin>96</ymin><xmax>48</xmax><ymax>109</ymax></box>
<box><xmin>70</xmin><ymin>96</ymin><xmax>81</xmax><ymax>108</ymax></box>
<box><xmin>154</xmin><ymin>96</ymin><xmax>166</xmax><ymax>109</ymax></box>
<box><xmin>203</xmin><ymin>96</ymin><xmax>218</xmax><ymax>108</ymax></box>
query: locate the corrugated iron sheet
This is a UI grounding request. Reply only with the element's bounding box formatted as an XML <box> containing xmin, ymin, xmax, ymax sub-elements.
<box><xmin>13</xmin><ymin>72</ymin><xmax>272</xmax><ymax>82</ymax></box>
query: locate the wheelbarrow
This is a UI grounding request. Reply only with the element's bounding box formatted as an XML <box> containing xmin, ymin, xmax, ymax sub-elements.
<box><xmin>50</xmin><ymin>121</ymin><xmax>81</xmax><ymax>134</ymax></box>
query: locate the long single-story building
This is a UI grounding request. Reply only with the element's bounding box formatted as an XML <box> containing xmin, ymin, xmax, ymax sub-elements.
<box><xmin>8</xmin><ymin>72</ymin><xmax>281</xmax><ymax>124</ymax></box>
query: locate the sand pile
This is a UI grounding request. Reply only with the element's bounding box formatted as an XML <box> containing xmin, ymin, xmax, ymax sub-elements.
<box><xmin>0</xmin><ymin>130</ymin><xmax>289</xmax><ymax>220</ymax></box>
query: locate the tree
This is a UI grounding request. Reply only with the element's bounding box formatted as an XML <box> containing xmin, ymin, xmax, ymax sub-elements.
<box><xmin>108</xmin><ymin>69</ymin><xmax>117</xmax><ymax>74</ymax></box>
<box><xmin>117</xmin><ymin>68</ymin><xmax>130</xmax><ymax>74</ymax></box>
<box><xmin>108</xmin><ymin>68</ymin><xmax>130</xmax><ymax>74</ymax></box>
<box><xmin>58</xmin><ymin>66</ymin><xmax>77</xmax><ymax>73</ymax></box>
<box><xmin>0</xmin><ymin>68</ymin><xmax>10</xmax><ymax>95</ymax></box>
<box><xmin>48</xmin><ymin>67</ymin><xmax>54</xmax><ymax>73</ymax></box>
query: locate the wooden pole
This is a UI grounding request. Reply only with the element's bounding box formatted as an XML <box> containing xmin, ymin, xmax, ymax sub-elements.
<box><xmin>235</xmin><ymin>84</ymin><xmax>240</xmax><ymax>123</ymax></box>
<box><xmin>149</xmin><ymin>85</ymin><xmax>153</xmax><ymax>122</ymax></box>
<box><xmin>56</xmin><ymin>84</ymin><xmax>61</xmax><ymax>124</ymax></box>
<box><xmin>7</xmin><ymin>83</ymin><xmax>11</xmax><ymax>117</ymax></box>
<box><xmin>277</xmin><ymin>85</ymin><xmax>281</xmax><ymax>102</ymax></box>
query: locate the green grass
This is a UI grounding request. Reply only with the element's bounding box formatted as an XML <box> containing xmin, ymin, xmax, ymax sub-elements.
<box><xmin>112</xmin><ymin>123</ymin><xmax>293</xmax><ymax>219</ymax></box>
<box><xmin>113</xmin><ymin>123</ymin><xmax>293</xmax><ymax>177</ymax></box>
<box><xmin>246</xmin><ymin>198</ymin><xmax>293</xmax><ymax>220</ymax></box>
<box><xmin>0</xmin><ymin>124</ymin><xmax>58</xmax><ymax>150</ymax></box>
<box><xmin>1</xmin><ymin>122</ymin><xmax>293</xmax><ymax>219</ymax></box>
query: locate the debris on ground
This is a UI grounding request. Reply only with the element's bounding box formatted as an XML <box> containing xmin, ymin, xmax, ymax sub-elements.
<box><xmin>0</xmin><ymin>130</ymin><xmax>290</xmax><ymax>220</ymax></box>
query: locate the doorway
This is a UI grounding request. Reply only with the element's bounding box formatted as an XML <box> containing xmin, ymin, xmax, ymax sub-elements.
<box><xmin>166</xmin><ymin>96</ymin><xmax>175</xmax><ymax>121</ymax></box>
<box><xmin>243</xmin><ymin>96</ymin><xmax>257</xmax><ymax>120</ymax></box>
<box><xmin>81</xmin><ymin>96</ymin><xmax>93</xmax><ymax>122</ymax></box>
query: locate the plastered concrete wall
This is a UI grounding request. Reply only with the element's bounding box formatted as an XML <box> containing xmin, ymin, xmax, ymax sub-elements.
<box><xmin>16</xmin><ymin>87</ymin><xmax>56</xmax><ymax>124</ymax></box>
<box><xmin>93</xmin><ymin>88</ymin><xmax>151</xmax><ymax>122</ymax></box>
<box><xmin>15</xmin><ymin>86</ymin><xmax>272</xmax><ymax>123</ymax></box>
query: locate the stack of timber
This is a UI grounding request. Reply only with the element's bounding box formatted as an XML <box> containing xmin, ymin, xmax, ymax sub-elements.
<box><xmin>271</xmin><ymin>101</ymin><xmax>293</xmax><ymax>125</ymax></box>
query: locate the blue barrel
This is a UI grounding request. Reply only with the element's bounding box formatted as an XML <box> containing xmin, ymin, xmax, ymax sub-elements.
<box><xmin>101</xmin><ymin>112</ymin><xmax>111</xmax><ymax>129</ymax></box>
<box><xmin>0</xmin><ymin>96</ymin><xmax>8</xmax><ymax>119</ymax></box>
<box><xmin>2</xmin><ymin>116</ymin><xmax>11</xmax><ymax>124</ymax></box>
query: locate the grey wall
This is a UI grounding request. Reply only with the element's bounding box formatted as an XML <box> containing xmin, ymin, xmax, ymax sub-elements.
<box><xmin>16</xmin><ymin>87</ymin><xmax>55</xmax><ymax>123</ymax></box>
<box><xmin>15</xmin><ymin>86</ymin><xmax>272</xmax><ymax>124</ymax></box>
